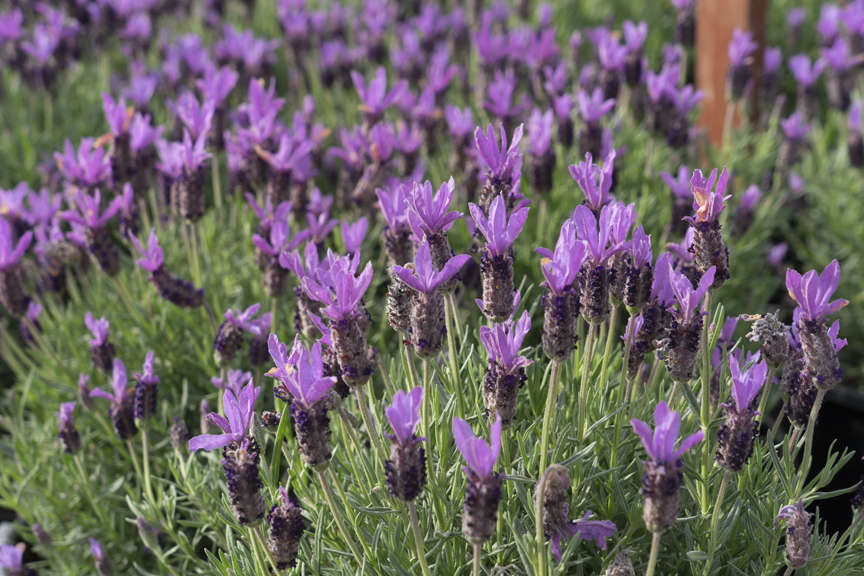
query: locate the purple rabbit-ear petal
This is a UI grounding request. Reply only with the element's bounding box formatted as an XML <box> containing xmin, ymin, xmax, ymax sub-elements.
<box><xmin>630</xmin><ymin>418</ymin><xmax>655</xmax><ymax>459</ymax></box>
<box><xmin>674</xmin><ymin>430</ymin><xmax>705</xmax><ymax>459</ymax></box>
<box><xmin>206</xmin><ymin>412</ymin><xmax>232</xmax><ymax>433</ymax></box>
<box><xmin>452</xmin><ymin>417</ymin><xmax>475</xmax><ymax>467</ymax></box>
<box><xmin>89</xmin><ymin>388</ymin><xmax>115</xmax><ymax>401</ymax></box>
<box><xmin>189</xmin><ymin>433</ymin><xmax>232</xmax><ymax>452</ymax></box>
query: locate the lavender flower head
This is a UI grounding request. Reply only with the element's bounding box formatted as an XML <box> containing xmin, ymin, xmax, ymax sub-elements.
<box><xmin>786</xmin><ymin>260</ymin><xmax>848</xmax><ymax>323</ymax></box>
<box><xmin>90</xmin><ymin>358</ymin><xmax>137</xmax><ymax>440</ymax></box>
<box><xmin>788</xmin><ymin>54</ymin><xmax>825</xmax><ymax>89</ymax></box>
<box><xmin>0</xmin><ymin>216</ymin><xmax>31</xmax><ymax>270</ymax></box>
<box><xmin>351</xmin><ymin>66</ymin><xmax>407</xmax><ymax>121</ymax></box>
<box><xmin>454</xmin><ymin>415</ymin><xmax>503</xmax><ymax>543</ymax></box>
<box><xmin>377</xmin><ymin>182</ymin><xmax>413</xmax><ymax>268</ymax></box>
<box><xmin>89</xmin><ymin>538</ymin><xmax>111</xmax><ymax>576</ymax></box>
<box><xmin>407</xmin><ymin>177</ymin><xmax>462</xmax><ymax>274</ymax></box>
<box><xmin>578</xmin><ymin>88</ymin><xmax>615</xmax><ymax>124</ymax></box>
<box><xmin>631</xmin><ymin>401</ymin><xmax>703</xmax><ymax>533</ymax></box>
<box><xmin>716</xmin><ymin>353</ymin><xmax>766</xmax><ymax>470</ymax></box>
<box><xmin>775</xmin><ymin>500</ymin><xmax>812</xmax><ymax>568</ymax></box>
<box><xmin>384</xmin><ymin>387</ymin><xmax>426</xmax><ymax>501</ymax></box>
<box><xmin>341</xmin><ymin>217</ymin><xmax>368</xmax><ymax>255</ymax></box>
<box><xmin>83</xmin><ymin>313</ymin><xmax>108</xmax><ymax>350</ymax></box>
<box><xmin>393</xmin><ymin>242</ymin><xmax>470</xmax><ymax>295</ymax></box>
<box><xmin>661</xmin><ymin>266</ymin><xmax>716</xmax><ymax>383</ymax></box>
<box><xmin>728</xmin><ymin>29</ymin><xmax>757</xmax><ymax>67</ymax></box>
<box><xmin>133</xmin><ymin>351</ymin><xmax>159</xmax><ymax>421</ymax></box>
<box><xmin>474</xmin><ymin>123</ymin><xmax>523</xmax><ymax>210</ymax></box>
<box><xmin>480</xmin><ymin>310</ymin><xmax>532</xmax><ymax>425</ymax></box>
<box><xmin>55</xmin><ymin>139</ymin><xmax>112</xmax><ymax>189</ymax></box>
<box><xmin>686</xmin><ymin>167</ymin><xmax>730</xmax><ymax>287</ymax></box>
<box><xmin>189</xmin><ymin>379</ymin><xmax>260</xmax><ymax>451</ymax></box>
<box><xmin>56</xmin><ymin>401</ymin><xmax>80</xmax><ymax>454</ymax></box>
<box><xmin>0</xmin><ymin>544</ymin><xmax>25</xmax><ymax>575</ymax></box>
<box><xmin>130</xmin><ymin>229</ymin><xmax>204</xmax><ymax>308</ymax></box>
<box><xmin>570</xmin><ymin>152</ymin><xmax>615</xmax><ymax>213</ymax></box>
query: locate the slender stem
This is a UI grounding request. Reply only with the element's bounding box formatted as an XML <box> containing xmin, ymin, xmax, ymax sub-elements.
<box><xmin>448</xmin><ymin>293</ymin><xmax>464</xmax><ymax>341</ymax></box>
<box><xmin>126</xmin><ymin>439</ymin><xmax>142</xmax><ymax>490</ymax></box>
<box><xmin>700</xmin><ymin>292</ymin><xmax>713</xmax><ymax>514</ymax></box>
<box><xmin>473</xmin><ymin>541</ymin><xmax>482</xmax><ymax>576</ymax></box>
<box><xmin>212</xmin><ymin>156</ymin><xmax>223</xmax><ymax>215</ymax></box>
<box><xmin>405</xmin><ymin>346</ymin><xmax>419</xmax><ymax>392</ymax></box>
<box><xmin>246</xmin><ymin>526</ymin><xmax>267</xmax><ymax>575</ymax></box>
<box><xmin>141</xmin><ymin>424</ymin><xmax>155</xmax><ymax>504</ymax></box>
<box><xmin>757</xmin><ymin>367</ymin><xmax>775</xmax><ymax>421</ymax></box>
<box><xmin>316</xmin><ymin>469</ymin><xmax>363</xmax><ymax>564</ymax></box>
<box><xmin>598</xmin><ymin>306</ymin><xmax>618</xmax><ymax>391</ymax></box>
<box><xmin>535</xmin><ymin>465</ymin><xmax>552</xmax><ymax>576</ymax></box>
<box><xmin>578</xmin><ymin>324</ymin><xmax>597</xmax><ymax>443</ymax></box>
<box><xmin>408</xmin><ymin>502</ymin><xmax>432</xmax><ymax>576</ymax></box>
<box><xmin>538</xmin><ymin>361</ymin><xmax>560</xmax><ymax>477</ymax></box>
<box><xmin>356</xmin><ymin>386</ymin><xmax>387</xmax><ymax>463</ymax></box>
<box><xmin>270</xmin><ymin>399</ymin><xmax>291</xmax><ymax>485</ymax></box>
<box><xmin>782</xmin><ymin>567</ymin><xmax>794</xmax><ymax>576</ymax></box>
<box><xmin>646</xmin><ymin>533</ymin><xmax>662</xmax><ymax>576</ymax></box>
<box><xmin>422</xmin><ymin>359</ymin><xmax>431</xmax><ymax>448</ymax></box>
<box><xmin>253</xmin><ymin>524</ymin><xmax>280</xmax><ymax>575</ymax></box>
<box><xmin>770</xmin><ymin>405</ymin><xmax>786</xmax><ymax>439</ymax></box>
<box><xmin>795</xmin><ymin>389</ymin><xmax>826</xmax><ymax>497</ymax></box>
<box><xmin>444</xmin><ymin>297</ymin><xmax>466</xmax><ymax>418</ymax></box>
<box><xmin>73</xmin><ymin>454</ymin><xmax>108</xmax><ymax>526</ymax></box>
<box><xmin>704</xmin><ymin>470</ymin><xmax>730</xmax><ymax>576</ymax></box>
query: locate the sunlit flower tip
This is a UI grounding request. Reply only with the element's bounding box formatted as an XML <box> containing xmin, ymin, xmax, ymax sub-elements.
<box><xmin>133</xmin><ymin>351</ymin><xmax>159</xmax><ymax>421</ymax></box>
<box><xmin>454</xmin><ymin>416</ymin><xmax>503</xmax><ymax>544</ymax></box>
<box><xmin>631</xmin><ymin>402</ymin><xmax>703</xmax><ymax>533</ymax></box>
<box><xmin>775</xmin><ymin>500</ymin><xmax>812</xmax><ymax>568</ymax></box>
<box><xmin>716</xmin><ymin>354</ymin><xmax>766</xmax><ymax>471</ymax></box>
<box><xmin>351</xmin><ymin>66</ymin><xmax>406</xmax><ymax>119</ymax></box>
<box><xmin>267</xmin><ymin>488</ymin><xmax>305</xmax><ymax>569</ymax></box>
<box><xmin>569</xmin><ymin>151</ymin><xmax>615</xmax><ymax>213</ymax></box>
<box><xmin>384</xmin><ymin>387</ymin><xmax>426</xmax><ymax>501</ymax></box>
<box><xmin>56</xmin><ymin>401</ymin><xmax>80</xmax><ymax>454</ymax></box>
<box><xmin>89</xmin><ymin>538</ymin><xmax>112</xmax><ymax>576</ymax></box>
<box><xmin>473</xmin><ymin>123</ymin><xmax>524</xmax><ymax>211</ymax></box>
<box><xmin>130</xmin><ymin>229</ymin><xmax>204</xmax><ymax>308</ymax></box>
<box><xmin>341</xmin><ymin>216</ymin><xmax>368</xmax><ymax>255</ymax></box>
<box><xmin>537</xmin><ymin>465</ymin><xmax>616</xmax><ymax>562</ymax></box>
<box><xmin>480</xmin><ymin>311</ymin><xmax>532</xmax><ymax>425</ymax></box>
<box><xmin>785</xmin><ymin>260</ymin><xmax>847</xmax><ymax>323</ymax></box>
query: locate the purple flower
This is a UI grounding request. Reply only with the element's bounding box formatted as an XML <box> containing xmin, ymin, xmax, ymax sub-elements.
<box><xmin>351</xmin><ymin>67</ymin><xmax>407</xmax><ymax>118</ymax></box>
<box><xmin>661</xmin><ymin>165</ymin><xmax>692</xmax><ymax>200</ymax></box>
<box><xmin>55</xmin><ymin>139</ymin><xmax>112</xmax><ymax>188</ymax></box>
<box><xmin>527</xmin><ymin>109</ymin><xmax>554</xmax><ymax>157</ymax></box>
<box><xmin>85</xmin><ymin>312</ymin><xmax>110</xmax><ymax>347</ymax></box>
<box><xmin>787</xmin><ymin>8</ymin><xmax>806</xmax><ymax>30</ymax></box>
<box><xmin>407</xmin><ymin>178</ymin><xmax>462</xmax><ymax>237</ymax></box>
<box><xmin>268</xmin><ymin>335</ymin><xmax>335</xmax><ymax>409</ymax></box>
<box><xmin>818</xmin><ymin>5</ymin><xmax>841</xmax><ymax>43</ymax></box>
<box><xmin>785</xmin><ymin>260</ymin><xmax>848</xmax><ymax>322</ymax></box>
<box><xmin>553</xmin><ymin>93</ymin><xmax>573</xmax><ymax>122</ymax></box>
<box><xmin>453</xmin><ymin>415</ymin><xmax>501</xmax><ymax>479</ymax></box>
<box><xmin>130</xmin><ymin>228</ymin><xmax>163</xmax><ymax>272</ymax></box>
<box><xmin>261</xmin><ymin>133</ymin><xmax>314</xmax><ymax>175</ymax></box>
<box><xmin>484</xmin><ymin>68</ymin><xmax>527</xmax><ymax>120</ymax></box>
<box><xmin>480</xmin><ymin>311</ymin><xmax>532</xmax><ymax>372</ymax></box>
<box><xmin>445</xmin><ymin>106</ymin><xmax>475</xmax><ymax>140</ymax></box>
<box><xmin>225</xmin><ymin>304</ymin><xmax>266</xmax><ymax>334</ymax></box>
<box><xmin>386</xmin><ymin>386</ymin><xmax>423</xmax><ymax>444</ymax></box>
<box><xmin>729</xmin><ymin>353</ymin><xmax>767</xmax><ymax>412</ymax></box>
<box><xmin>469</xmin><ymin>196</ymin><xmax>529</xmax><ymax>257</ymax></box>
<box><xmin>252</xmin><ymin>212</ymin><xmax>307</xmax><ymax>256</ymax></box>
<box><xmin>212</xmin><ymin>369</ymin><xmax>253</xmax><ymax>397</ymax></box>
<box><xmin>829</xmin><ymin>320</ymin><xmax>848</xmax><ymax>352</ymax></box>
<box><xmin>739</xmin><ymin>185</ymin><xmax>761</xmax><ymax>212</ymax></box>
<box><xmin>669</xmin><ymin>265</ymin><xmax>716</xmax><ymax>323</ymax></box>
<box><xmin>134</xmin><ymin>351</ymin><xmax>159</xmax><ymax>386</ymax></box>
<box><xmin>0</xmin><ymin>218</ymin><xmax>31</xmax><ymax>270</ymax></box>
<box><xmin>88</xmin><ymin>538</ymin><xmax>107</xmax><ymax>567</ymax></box>
<box><xmin>781</xmin><ymin>112</ymin><xmax>811</xmax><ymax>141</ymax></box>
<box><xmin>172</xmin><ymin>92</ymin><xmax>214</xmax><ymax>141</ymax></box>
<box><xmin>623</xmin><ymin>21</ymin><xmax>647</xmax><ymax>53</ymax></box>
<box><xmin>102</xmin><ymin>93</ymin><xmax>131</xmax><ymax>137</ymax></box>
<box><xmin>393</xmin><ymin>242</ymin><xmax>470</xmax><ymax>294</ymax></box>
<box><xmin>552</xmin><ymin>510</ymin><xmax>617</xmax><ymax>563</ymax></box>
<box><xmin>596</xmin><ymin>32</ymin><xmax>627</xmax><ymax>71</ymax></box>
<box><xmin>822</xmin><ymin>38</ymin><xmax>854</xmax><ymax>72</ymax></box>
<box><xmin>189</xmin><ymin>378</ymin><xmax>260</xmax><ymax>451</ymax></box>
<box><xmin>129</xmin><ymin>114</ymin><xmax>163</xmax><ymax>154</ymax></box>
<box><xmin>630</xmin><ymin>401</ymin><xmax>704</xmax><ymax>463</ymax></box>
<box><xmin>728</xmin><ymin>29</ymin><xmax>757</xmax><ymax>67</ymax></box>
<box><xmin>474</xmin><ymin>123</ymin><xmax>524</xmax><ymax>183</ymax></box>
<box><xmin>629</xmin><ymin>225</ymin><xmax>652</xmax><ymax>267</ymax></box>
<box><xmin>90</xmin><ymin>358</ymin><xmax>130</xmax><ymax>404</ymax></box>
<box><xmin>57</xmin><ymin>401</ymin><xmax>76</xmax><ymax>429</ymax></box>
<box><xmin>196</xmin><ymin>66</ymin><xmax>239</xmax><ymax>108</ymax></box>
<box><xmin>539</xmin><ymin>220</ymin><xmax>586</xmax><ymax>294</ymax></box>
<box><xmin>788</xmin><ymin>54</ymin><xmax>825</xmax><ymax>89</ymax></box>
<box><xmin>242</xmin><ymin>78</ymin><xmax>285</xmax><ymax>146</ymax></box>
<box><xmin>577</xmin><ymin>88</ymin><xmax>615</xmax><ymax>124</ymax></box>
<box><xmin>61</xmin><ymin>189</ymin><xmax>124</xmax><ymax>230</ymax></box>
<box><xmin>671</xmin><ymin>85</ymin><xmax>703</xmax><ymax>116</ymax></box>
<box><xmin>306</xmin><ymin>257</ymin><xmax>373</xmax><ymax>321</ymax></box>
<box><xmin>569</xmin><ymin>152</ymin><xmax>615</xmax><ymax>211</ymax></box>
<box><xmin>0</xmin><ymin>544</ymin><xmax>24</xmax><ymax>572</ymax></box>
<box><xmin>341</xmin><ymin>217</ymin><xmax>368</xmax><ymax>255</ymax></box>
<box><xmin>687</xmin><ymin>167</ymin><xmax>730</xmax><ymax>224</ymax></box>
<box><xmin>667</xmin><ymin>228</ymin><xmax>695</xmax><ymax>265</ymax></box>
<box><xmin>572</xmin><ymin>204</ymin><xmax>617</xmax><ymax>264</ymax></box>
<box><xmin>764</xmin><ymin>48</ymin><xmax>783</xmax><ymax>75</ymax></box>
<box><xmin>376</xmin><ymin>182</ymin><xmax>410</xmax><ymax>230</ymax></box>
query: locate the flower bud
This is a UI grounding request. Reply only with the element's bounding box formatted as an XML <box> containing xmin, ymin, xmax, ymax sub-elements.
<box><xmin>542</xmin><ymin>291</ymin><xmax>577</xmax><ymax>361</ymax></box>
<box><xmin>641</xmin><ymin>458</ymin><xmax>681</xmax><ymax>534</ymax></box>
<box><xmin>660</xmin><ymin>315</ymin><xmax>703</xmax><ymax>383</ymax></box>
<box><xmin>480</xmin><ymin>252</ymin><xmax>514</xmax><ymax>322</ymax></box>
<box><xmin>290</xmin><ymin>401</ymin><xmax>332</xmax><ymax>469</ymax></box>
<box><xmin>462</xmin><ymin>471</ymin><xmax>502</xmax><ymax>544</ymax></box>
<box><xmin>385</xmin><ymin>436</ymin><xmax>426</xmax><ymax>502</ymax></box>
<box><xmin>222</xmin><ymin>437</ymin><xmax>266</xmax><ymax>524</ymax></box>
<box><xmin>267</xmin><ymin>489</ymin><xmax>305</xmax><ymax>569</ymax></box>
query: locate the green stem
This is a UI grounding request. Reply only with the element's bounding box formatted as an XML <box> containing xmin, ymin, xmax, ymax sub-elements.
<box><xmin>448</xmin><ymin>292</ymin><xmax>464</xmax><ymax>341</ymax></box>
<box><xmin>422</xmin><ymin>359</ymin><xmax>431</xmax><ymax>450</ymax></box>
<box><xmin>316</xmin><ymin>469</ymin><xmax>363</xmax><ymax>564</ymax></box>
<box><xmin>356</xmin><ymin>386</ymin><xmax>387</xmax><ymax>463</ymax></box>
<box><xmin>126</xmin><ymin>440</ymin><xmax>142</xmax><ymax>492</ymax></box>
<box><xmin>405</xmin><ymin>346</ymin><xmax>419</xmax><ymax>391</ymax></box>
<box><xmin>599</xmin><ymin>306</ymin><xmax>618</xmax><ymax>391</ymax></box>
<box><xmin>578</xmin><ymin>324</ymin><xmax>597</xmax><ymax>443</ymax></box>
<box><xmin>270</xmin><ymin>399</ymin><xmax>291</xmax><ymax>486</ymax></box>
<box><xmin>271</xmin><ymin>295</ymin><xmax>277</xmax><ymax>336</ymax></box>
<box><xmin>212</xmin><ymin>156</ymin><xmax>223</xmax><ymax>215</ymax></box>
<box><xmin>704</xmin><ymin>470</ymin><xmax>730</xmax><ymax>576</ymax></box>
<box><xmin>141</xmin><ymin>424</ymin><xmax>155</xmax><ymax>504</ymax></box>
<box><xmin>538</xmin><ymin>360</ymin><xmax>560</xmax><ymax>477</ymax></box>
<box><xmin>535</xmin><ymin>465</ymin><xmax>552</xmax><ymax>576</ymax></box>
<box><xmin>795</xmin><ymin>389</ymin><xmax>826</xmax><ymax>497</ymax></box>
<box><xmin>700</xmin><ymin>292</ymin><xmax>713</xmax><ymax>514</ymax></box>
<box><xmin>73</xmin><ymin>454</ymin><xmax>108</xmax><ymax>526</ymax></box>
<box><xmin>646</xmin><ymin>533</ymin><xmax>662</xmax><ymax>576</ymax></box>
<box><xmin>408</xmin><ymin>502</ymin><xmax>432</xmax><ymax>576</ymax></box>
<box><xmin>473</xmin><ymin>541</ymin><xmax>482</xmax><ymax>576</ymax></box>
<box><xmin>246</xmin><ymin>526</ymin><xmax>268</xmax><ymax>575</ymax></box>
<box><xmin>445</xmin><ymin>296</ymin><xmax>466</xmax><ymax>418</ymax></box>
<box><xmin>253</xmin><ymin>524</ymin><xmax>280</xmax><ymax>575</ymax></box>
<box><xmin>757</xmin><ymin>367</ymin><xmax>775</xmax><ymax>421</ymax></box>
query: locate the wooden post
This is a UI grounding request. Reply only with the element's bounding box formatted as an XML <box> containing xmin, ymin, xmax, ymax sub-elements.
<box><xmin>696</xmin><ymin>0</ymin><xmax>769</xmax><ymax>146</ymax></box>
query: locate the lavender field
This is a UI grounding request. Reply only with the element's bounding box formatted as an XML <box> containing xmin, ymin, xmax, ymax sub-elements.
<box><xmin>0</xmin><ymin>0</ymin><xmax>863</xmax><ymax>574</ymax></box>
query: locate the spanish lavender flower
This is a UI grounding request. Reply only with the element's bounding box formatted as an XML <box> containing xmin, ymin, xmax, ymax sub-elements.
<box><xmin>818</xmin><ymin>5</ymin><xmax>841</xmax><ymax>46</ymax></box>
<box><xmin>727</xmin><ymin>29</ymin><xmax>757</xmax><ymax>100</ymax></box>
<box><xmin>604</xmin><ymin>552</ymin><xmax>636</xmax><ymax>576</ymax></box>
<box><xmin>268</xmin><ymin>334</ymin><xmax>336</xmax><ymax>468</ymax></box>
<box><xmin>786</xmin><ymin>260</ymin><xmax>847</xmax><ymax>389</ymax></box>
<box><xmin>743</xmin><ymin>311</ymin><xmax>790</xmax><ymax>368</ymax></box>
<box><xmin>480</xmin><ymin>311</ymin><xmax>532</xmax><ymax>425</ymax></box>
<box><xmin>91</xmin><ymin>358</ymin><xmax>137</xmax><ymax>440</ymax></box>
<box><xmin>573</xmin><ymin>204</ymin><xmax>619</xmax><ymax>324</ymax></box>
<box><xmin>539</xmin><ymin>220</ymin><xmax>586</xmax><ymax>360</ymax></box>
<box><xmin>304</xmin><ymin>256</ymin><xmax>375</xmax><ymax>385</ymax></box>
<box><xmin>341</xmin><ymin>217</ymin><xmax>368</xmax><ymax>256</ymax></box>
<box><xmin>474</xmin><ymin>123</ymin><xmax>523</xmax><ymax>212</ymax></box>
<box><xmin>570</xmin><ymin>151</ymin><xmax>615</xmax><ymax>214</ymax></box>
<box><xmin>484</xmin><ymin>68</ymin><xmax>526</xmax><ymax>129</ymax></box>
<box><xmin>716</xmin><ymin>354</ymin><xmax>766</xmax><ymax>471</ymax></box>
<box><xmin>172</xmin><ymin>91</ymin><xmax>214</xmax><ymax>142</ymax></box>
<box><xmin>32</xmin><ymin>523</ymin><xmax>50</xmax><ymax>547</ymax></box>
<box><xmin>553</xmin><ymin>93</ymin><xmax>574</xmax><ymax>149</ymax></box>
<box><xmin>779</xmin><ymin>112</ymin><xmax>811</xmax><ymax>170</ymax></box>
<box><xmin>89</xmin><ymin>538</ymin><xmax>112</xmax><ymax>576</ymax></box>
<box><xmin>85</xmin><ymin>312</ymin><xmax>115</xmax><ymax>373</ymax></box>
<box><xmin>536</xmin><ymin>464</ymin><xmax>616</xmax><ymax>562</ymax></box>
<box><xmin>351</xmin><ymin>66</ymin><xmax>406</xmax><ymax>124</ymax></box>
<box><xmin>789</xmin><ymin>55</ymin><xmax>824</xmax><ymax>121</ymax></box>
<box><xmin>55</xmin><ymin>139</ymin><xmax>112</xmax><ymax>191</ymax></box>
<box><xmin>260</xmin><ymin>134</ymin><xmax>314</xmax><ymax>211</ymax></box>
<box><xmin>393</xmin><ymin>242</ymin><xmax>470</xmax><ymax>357</ymax></box>
<box><xmin>469</xmin><ymin>196</ymin><xmax>529</xmax><ymax>321</ymax></box>
<box><xmin>595</xmin><ymin>32</ymin><xmax>626</xmax><ymax>100</ymax></box>
<box><xmin>454</xmin><ymin>415</ymin><xmax>502</xmax><ymax>544</ymax></box>
<box><xmin>767</xmin><ymin>243</ymin><xmax>787</xmax><ymax>269</ymax></box>
<box><xmin>670</xmin><ymin>0</ymin><xmax>695</xmax><ymax>47</ymax></box>
<box><xmin>822</xmin><ymin>38</ymin><xmax>854</xmax><ymax>111</ymax></box>
<box><xmin>759</xmin><ymin>48</ymin><xmax>783</xmax><ymax>115</ymax></box>
<box><xmin>623</xmin><ymin>225</ymin><xmax>653</xmax><ymax>310</ymax></box>
<box><xmin>384</xmin><ymin>387</ymin><xmax>426</xmax><ymax>501</ymax></box>
<box><xmin>577</xmin><ymin>89</ymin><xmax>615</xmax><ymax>158</ymax></box>
<box><xmin>622</xmin><ymin>21</ymin><xmax>647</xmax><ymax>86</ymax></box>
<box><xmin>0</xmin><ymin>218</ymin><xmax>31</xmax><ymax>316</ymax></box>
<box><xmin>407</xmin><ymin>177</ymin><xmax>462</xmax><ymax>275</ymax></box>
<box><xmin>130</xmin><ymin>229</ymin><xmax>204</xmax><ymax>308</ymax></box>
<box><xmin>61</xmin><ymin>189</ymin><xmax>123</xmax><ymax>275</ymax></box>
<box><xmin>172</xmin><ymin>131</ymin><xmax>211</xmax><ymax>221</ymax></box>
<box><xmin>631</xmin><ymin>401</ymin><xmax>704</xmax><ymax>533</ymax></box>
<box><xmin>252</xmin><ymin>212</ymin><xmax>307</xmax><ymax>297</ymax></box>
<box><xmin>775</xmin><ymin>501</ymin><xmax>811</xmax><ymax>569</ymax></box>
<box><xmin>171</xmin><ymin>417</ymin><xmax>190</xmax><ymax>449</ymax></box>
<box><xmin>214</xmin><ymin>305</ymin><xmax>260</xmax><ymax>365</ymax></box>
<box><xmin>661</xmin><ymin>266</ymin><xmax>716</xmax><ymax>383</ymax></box>
<box><xmin>56</xmin><ymin>401</ymin><xmax>80</xmax><ymax>454</ymax></box>
<box><xmin>527</xmin><ymin>109</ymin><xmax>556</xmax><ymax>195</ymax></box>
<box><xmin>132</xmin><ymin>351</ymin><xmax>159</xmax><ymax>422</ymax></box>
<box><xmin>281</xmin><ymin>243</ymin><xmax>325</xmax><ymax>338</ymax></box>
<box><xmin>377</xmin><ymin>183</ymin><xmax>413</xmax><ymax>269</ymax></box>
<box><xmin>190</xmin><ymin>379</ymin><xmax>265</xmax><ymax>524</ymax></box>
<box><xmin>267</xmin><ymin>487</ymin><xmax>305</xmax><ymax>569</ymax></box>
<box><xmin>849</xmin><ymin>100</ymin><xmax>864</xmax><ymax>167</ymax></box>
<box><xmin>102</xmin><ymin>93</ymin><xmax>134</xmax><ymax>182</ymax></box>
<box><xmin>686</xmin><ymin>167</ymin><xmax>730</xmax><ymax>288</ymax></box>
<box><xmin>607</xmin><ymin>202</ymin><xmax>636</xmax><ymax>303</ymax></box>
